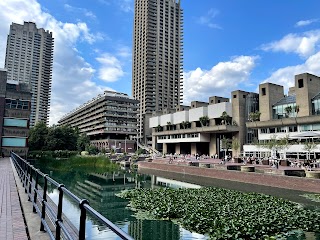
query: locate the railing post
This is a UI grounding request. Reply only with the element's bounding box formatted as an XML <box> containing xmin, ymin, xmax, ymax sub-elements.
<box><xmin>28</xmin><ymin>165</ymin><xmax>33</xmax><ymax>201</ymax></box>
<box><xmin>56</xmin><ymin>184</ymin><xmax>65</xmax><ymax>240</ymax></box>
<box><xmin>33</xmin><ymin>169</ymin><xmax>39</xmax><ymax>213</ymax></box>
<box><xmin>79</xmin><ymin>199</ymin><xmax>89</xmax><ymax>240</ymax></box>
<box><xmin>24</xmin><ymin>163</ymin><xmax>28</xmax><ymax>193</ymax></box>
<box><xmin>40</xmin><ymin>174</ymin><xmax>48</xmax><ymax>231</ymax></box>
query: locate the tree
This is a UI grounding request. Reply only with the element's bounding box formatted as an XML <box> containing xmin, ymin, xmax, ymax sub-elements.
<box><xmin>261</xmin><ymin>134</ymin><xmax>290</xmax><ymax>158</ymax></box>
<box><xmin>284</xmin><ymin>106</ymin><xmax>293</xmax><ymax>118</ymax></box>
<box><xmin>77</xmin><ymin>133</ymin><xmax>90</xmax><ymax>151</ymax></box>
<box><xmin>220</xmin><ymin>111</ymin><xmax>231</xmax><ymax>125</ymax></box>
<box><xmin>248</xmin><ymin>111</ymin><xmax>261</xmax><ymax>122</ymax></box>
<box><xmin>85</xmin><ymin>144</ymin><xmax>99</xmax><ymax>155</ymax></box>
<box><xmin>231</xmin><ymin>137</ymin><xmax>240</xmax><ymax>157</ymax></box>
<box><xmin>303</xmin><ymin>139</ymin><xmax>318</xmax><ymax>160</ymax></box>
<box><xmin>221</xmin><ymin>136</ymin><xmax>231</xmax><ymax>157</ymax></box>
<box><xmin>28</xmin><ymin>121</ymin><xmax>49</xmax><ymax>150</ymax></box>
<box><xmin>180</xmin><ymin>121</ymin><xmax>190</xmax><ymax>129</ymax></box>
<box><xmin>46</xmin><ymin>125</ymin><xmax>78</xmax><ymax>151</ymax></box>
<box><xmin>156</xmin><ymin>125</ymin><xmax>162</xmax><ymax>132</ymax></box>
<box><xmin>199</xmin><ymin>116</ymin><xmax>209</xmax><ymax>127</ymax></box>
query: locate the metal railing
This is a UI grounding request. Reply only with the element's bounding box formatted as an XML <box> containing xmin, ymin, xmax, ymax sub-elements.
<box><xmin>11</xmin><ymin>152</ymin><xmax>134</xmax><ymax>240</ymax></box>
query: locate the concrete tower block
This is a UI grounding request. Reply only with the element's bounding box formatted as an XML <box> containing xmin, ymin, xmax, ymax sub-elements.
<box><xmin>259</xmin><ymin>83</ymin><xmax>284</xmax><ymax>121</ymax></box>
<box><xmin>295</xmin><ymin>73</ymin><xmax>320</xmax><ymax>117</ymax></box>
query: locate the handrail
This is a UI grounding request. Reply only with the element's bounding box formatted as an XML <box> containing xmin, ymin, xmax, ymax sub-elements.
<box><xmin>10</xmin><ymin>152</ymin><xmax>134</xmax><ymax>240</ymax></box>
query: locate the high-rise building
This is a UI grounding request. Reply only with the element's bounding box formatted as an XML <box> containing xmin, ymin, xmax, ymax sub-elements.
<box><xmin>132</xmin><ymin>0</ymin><xmax>183</xmax><ymax>144</ymax></box>
<box><xmin>4</xmin><ymin>22</ymin><xmax>54</xmax><ymax>127</ymax></box>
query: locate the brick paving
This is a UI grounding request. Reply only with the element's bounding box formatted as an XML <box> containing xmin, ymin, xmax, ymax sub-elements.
<box><xmin>0</xmin><ymin>158</ymin><xmax>29</xmax><ymax>240</ymax></box>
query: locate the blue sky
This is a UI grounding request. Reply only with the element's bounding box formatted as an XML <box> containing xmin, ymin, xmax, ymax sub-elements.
<box><xmin>1</xmin><ymin>0</ymin><xmax>320</xmax><ymax>125</ymax></box>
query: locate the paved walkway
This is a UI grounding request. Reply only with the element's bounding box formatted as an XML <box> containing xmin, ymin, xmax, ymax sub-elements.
<box><xmin>0</xmin><ymin>157</ymin><xmax>29</xmax><ymax>240</ymax></box>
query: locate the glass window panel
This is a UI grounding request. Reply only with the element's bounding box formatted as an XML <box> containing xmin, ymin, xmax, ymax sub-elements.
<box><xmin>2</xmin><ymin>137</ymin><xmax>26</xmax><ymax>147</ymax></box>
<box><xmin>3</xmin><ymin>118</ymin><xmax>28</xmax><ymax>127</ymax></box>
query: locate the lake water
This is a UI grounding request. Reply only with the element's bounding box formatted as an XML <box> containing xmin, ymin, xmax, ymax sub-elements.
<box><xmin>34</xmin><ymin>160</ymin><xmax>320</xmax><ymax>240</ymax></box>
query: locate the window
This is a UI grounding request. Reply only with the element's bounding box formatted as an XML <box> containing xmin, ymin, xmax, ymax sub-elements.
<box><xmin>218</xmin><ymin>100</ymin><xmax>220</xmax><ymax>103</ymax></box>
<box><xmin>3</xmin><ymin>118</ymin><xmax>28</xmax><ymax>127</ymax></box>
<box><xmin>233</xmin><ymin>94</ymin><xmax>237</xmax><ymax>98</ymax></box>
<box><xmin>298</xmin><ymin>79</ymin><xmax>304</xmax><ymax>88</ymax></box>
<box><xmin>289</xmin><ymin>126</ymin><xmax>298</xmax><ymax>132</ymax></box>
<box><xmin>262</xmin><ymin>87</ymin><xmax>266</xmax><ymax>95</ymax></box>
<box><xmin>2</xmin><ymin>137</ymin><xmax>26</xmax><ymax>147</ymax></box>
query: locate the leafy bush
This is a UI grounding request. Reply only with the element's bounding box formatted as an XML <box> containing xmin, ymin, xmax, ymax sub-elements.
<box><xmin>118</xmin><ymin>188</ymin><xmax>320</xmax><ymax>239</ymax></box>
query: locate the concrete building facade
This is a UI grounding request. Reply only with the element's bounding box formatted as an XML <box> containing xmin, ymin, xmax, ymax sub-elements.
<box><xmin>0</xmin><ymin>69</ymin><xmax>32</xmax><ymax>157</ymax></box>
<box><xmin>149</xmin><ymin>95</ymin><xmax>242</xmax><ymax>157</ymax></box>
<box><xmin>132</xmin><ymin>0</ymin><xmax>183</xmax><ymax>144</ymax></box>
<box><xmin>4</xmin><ymin>22</ymin><xmax>54</xmax><ymax>126</ymax></box>
<box><xmin>58</xmin><ymin>91</ymin><xmax>139</xmax><ymax>153</ymax></box>
<box><xmin>150</xmin><ymin>73</ymin><xmax>320</xmax><ymax>160</ymax></box>
<box><xmin>245</xmin><ymin>73</ymin><xmax>320</xmax><ymax>160</ymax></box>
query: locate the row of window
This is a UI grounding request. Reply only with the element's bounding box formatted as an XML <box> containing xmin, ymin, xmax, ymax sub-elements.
<box><xmin>6</xmin><ymin>99</ymin><xmax>30</xmax><ymax>110</ymax></box>
<box><xmin>259</xmin><ymin>124</ymin><xmax>320</xmax><ymax>134</ymax></box>
<box><xmin>158</xmin><ymin>133</ymin><xmax>199</xmax><ymax>140</ymax></box>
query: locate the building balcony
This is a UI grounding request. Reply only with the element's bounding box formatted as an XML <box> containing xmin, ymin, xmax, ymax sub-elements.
<box><xmin>153</xmin><ymin>125</ymin><xmax>239</xmax><ymax>136</ymax></box>
<box><xmin>246</xmin><ymin>115</ymin><xmax>320</xmax><ymax>129</ymax></box>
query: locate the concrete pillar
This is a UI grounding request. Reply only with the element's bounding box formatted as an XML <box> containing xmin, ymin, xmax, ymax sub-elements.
<box><xmin>209</xmin><ymin>134</ymin><xmax>217</xmax><ymax>157</ymax></box>
<box><xmin>175</xmin><ymin>143</ymin><xmax>181</xmax><ymax>154</ymax></box>
<box><xmin>191</xmin><ymin>143</ymin><xmax>197</xmax><ymax>155</ymax></box>
<box><xmin>152</xmin><ymin>129</ymin><xmax>157</xmax><ymax>150</ymax></box>
<box><xmin>191</xmin><ymin>122</ymin><xmax>197</xmax><ymax>128</ymax></box>
<box><xmin>163</xmin><ymin>143</ymin><xmax>168</xmax><ymax>154</ymax></box>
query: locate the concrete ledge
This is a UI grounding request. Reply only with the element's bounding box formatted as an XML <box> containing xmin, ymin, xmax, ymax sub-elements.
<box><xmin>305</xmin><ymin>171</ymin><xmax>320</xmax><ymax>179</ymax></box>
<box><xmin>138</xmin><ymin>162</ymin><xmax>320</xmax><ymax>193</ymax></box>
<box><xmin>241</xmin><ymin>166</ymin><xmax>255</xmax><ymax>172</ymax></box>
<box><xmin>199</xmin><ymin>163</ymin><xmax>211</xmax><ymax>168</ymax></box>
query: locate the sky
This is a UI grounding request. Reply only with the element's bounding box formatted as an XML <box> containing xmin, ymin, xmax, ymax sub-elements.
<box><xmin>1</xmin><ymin>0</ymin><xmax>320</xmax><ymax>125</ymax></box>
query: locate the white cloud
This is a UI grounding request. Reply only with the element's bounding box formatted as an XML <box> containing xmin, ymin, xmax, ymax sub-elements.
<box><xmin>64</xmin><ymin>4</ymin><xmax>97</xmax><ymax>20</ymax></box>
<box><xmin>196</xmin><ymin>8</ymin><xmax>222</xmax><ymax>29</ymax></box>
<box><xmin>262</xmin><ymin>50</ymin><xmax>320</xmax><ymax>92</ymax></box>
<box><xmin>0</xmin><ymin>0</ymin><xmax>113</xmax><ymax>125</ymax></box>
<box><xmin>116</xmin><ymin>45</ymin><xmax>131</xmax><ymax>58</ymax></box>
<box><xmin>295</xmin><ymin>19</ymin><xmax>319</xmax><ymax>27</ymax></box>
<box><xmin>116</xmin><ymin>0</ymin><xmax>133</xmax><ymax>13</ymax></box>
<box><xmin>261</xmin><ymin>30</ymin><xmax>320</xmax><ymax>58</ymax></box>
<box><xmin>183</xmin><ymin>56</ymin><xmax>258</xmax><ymax>105</ymax></box>
<box><xmin>96</xmin><ymin>53</ymin><xmax>124</xmax><ymax>82</ymax></box>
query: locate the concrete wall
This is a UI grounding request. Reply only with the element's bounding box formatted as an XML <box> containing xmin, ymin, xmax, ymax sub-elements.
<box><xmin>173</xmin><ymin>110</ymin><xmax>189</xmax><ymax>124</ymax></box>
<box><xmin>295</xmin><ymin>73</ymin><xmax>320</xmax><ymax>117</ymax></box>
<box><xmin>208</xmin><ymin>102</ymin><xmax>232</xmax><ymax>119</ymax></box>
<box><xmin>231</xmin><ymin>90</ymin><xmax>249</xmax><ymax>151</ymax></box>
<box><xmin>259</xmin><ymin>83</ymin><xmax>284</xmax><ymax>121</ymax></box>
<box><xmin>189</xmin><ymin>107</ymin><xmax>208</xmax><ymax>122</ymax></box>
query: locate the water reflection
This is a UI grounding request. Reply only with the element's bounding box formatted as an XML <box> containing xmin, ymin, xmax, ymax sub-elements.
<box><xmin>39</xmin><ymin>164</ymin><xmax>208</xmax><ymax>240</ymax></box>
<box><xmin>37</xmin><ymin>163</ymin><xmax>319</xmax><ymax>240</ymax></box>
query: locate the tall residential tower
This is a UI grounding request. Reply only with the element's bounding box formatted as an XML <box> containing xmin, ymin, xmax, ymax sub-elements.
<box><xmin>132</xmin><ymin>0</ymin><xmax>183</xmax><ymax>144</ymax></box>
<box><xmin>4</xmin><ymin>22</ymin><xmax>54</xmax><ymax>126</ymax></box>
